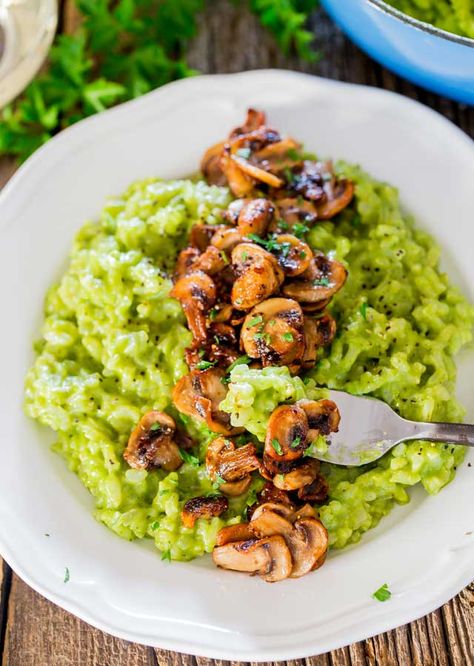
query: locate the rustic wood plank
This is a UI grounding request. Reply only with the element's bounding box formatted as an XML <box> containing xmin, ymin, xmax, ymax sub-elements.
<box><xmin>2</xmin><ymin>576</ymin><xmax>155</xmax><ymax>666</ymax></box>
<box><xmin>1</xmin><ymin>1</ymin><xmax>473</xmax><ymax>665</ymax></box>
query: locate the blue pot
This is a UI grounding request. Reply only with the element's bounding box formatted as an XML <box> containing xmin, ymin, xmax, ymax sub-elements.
<box><xmin>321</xmin><ymin>0</ymin><xmax>474</xmax><ymax>105</ymax></box>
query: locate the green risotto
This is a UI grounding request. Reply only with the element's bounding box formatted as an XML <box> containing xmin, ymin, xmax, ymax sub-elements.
<box><xmin>25</xmin><ymin>168</ymin><xmax>474</xmax><ymax>560</ymax></box>
<box><xmin>387</xmin><ymin>0</ymin><xmax>474</xmax><ymax>38</ymax></box>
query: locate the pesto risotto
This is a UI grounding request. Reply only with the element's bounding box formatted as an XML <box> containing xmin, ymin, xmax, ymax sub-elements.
<box><xmin>25</xmin><ymin>122</ymin><xmax>474</xmax><ymax>567</ymax></box>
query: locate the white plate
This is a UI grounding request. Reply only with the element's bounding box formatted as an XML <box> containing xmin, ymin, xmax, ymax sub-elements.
<box><xmin>0</xmin><ymin>70</ymin><xmax>473</xmax><ymax>661</ymax></box>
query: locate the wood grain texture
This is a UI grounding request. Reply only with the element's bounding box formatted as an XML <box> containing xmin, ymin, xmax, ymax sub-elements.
<box><xmin>1</xmin><ymin>1</ymin><xmax>473</xmax><ymax>665</ymax></box>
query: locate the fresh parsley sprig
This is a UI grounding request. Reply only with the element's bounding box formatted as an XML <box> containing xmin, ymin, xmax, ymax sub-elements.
<box><xmin>0</xmin><ymin>0</ymin><xmax>319</xmax><ymax>163</ymax></box>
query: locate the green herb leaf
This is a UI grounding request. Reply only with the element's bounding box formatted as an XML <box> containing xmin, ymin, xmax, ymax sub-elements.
<box><xmin>271</xmin><ymin>438</ymin><xmax>283</xmax><ymax>455</ymax></box>
<box><xmin>227</xmin><ymin>355</ymin><xmax>250</xmax><ymax>373</ymax></box>
<box><xmin>360</xmin><ymin>302</ymin><xmax>368</xmax><ymax>320</ymax></box>
<box><xmin>150</xmin><ymin>521</ymin><xmax>159</xmax><ymax>530</ymax></box>
<box><xmin>179</xmin><ymin>448</ymin><xmax>200</xmax><ymax>466</ymax></box>
<box><xmin>372</xmin><ymin>583</ymin><xmax>391</xmax><ymax>602</ymax></box>
<box><xmin>209</xmin><ymin>307</ymin><xmax>218</xmax><ymax>321</ymax></box>
<box><xmin>313</xmin><ymin>276</ymin><xmax>331</xmax><ymax>287</ymax></box>
<box><xmin>286</xmin><ymin>147</ymin><xmax>301</xmax><ymax>160</ymax></box>
<box><xmin>283</xmin><ymin>167</ymin><xmax>295</xmax><ymax>184</ymax></box>
<box><xmin>236</xmin><ymin>147</ymin><xmax>251</xmax><ymax>159</ymax></box>
<box><xmin>282</xmin><ymin>332</ymin><xmax>294</xmax><ymax>342</ymax></box>
<box><xmin>220</xmin><ymin>249</ymin><xmax>229</xmax><ymax>265</ymax></box>
<box><xmin>196</xmin><ymin>360</ymin><xmax>216</xmax><ymax>370</ymax></box>
<box><xmin>246</xmin><ymin>315</ymin><xmax>264</xmax><ymax>328</ymax></box>
<box><xmin>291</xmin><ymin>436</ymin><xmax>301</xmax><ymax>448</ymax></box>
<box><xmin>213</xmin><ymin>473</ymin><xmax>226</xmax><ymax>491</ymax></box>
<box><xmin>150</xmin><ymin>422</ymin><xmax>162</xmax><ymax>432</ymax></box>
<box><xmin>161</xmin><ymin>549</ymin><xmax>172</xmax><ymax>562</ymax></box>
<box><xmin>63</xmin><ymin>567</ymin><xmax>70</xmax><ymax>584</ymax></box>
<box><xmin>293</xmin><ymin>222</ymin><xmax>310</xmax><ymax>239</ymax></box>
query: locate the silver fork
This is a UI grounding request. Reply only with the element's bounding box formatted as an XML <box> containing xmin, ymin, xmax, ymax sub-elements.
<box><xmin>317</xmin><ymin>390</ymin><xmax>474</xmax><ymax>466</ymax></box>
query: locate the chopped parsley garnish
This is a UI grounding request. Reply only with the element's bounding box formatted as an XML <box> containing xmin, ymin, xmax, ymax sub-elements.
<box><xmin>247</xmin><ymin>233</ymin><xmax>281</xmax><ymax>253</ymax></box>
<box><xmin>63</xmin><ymin>567</ymin><xmax>70</xmax><ymax>584</ymax></box>
<box><xmin>372</xmin><ymin>583</ymin><xmax>391</xmax><ymax>602</ymax></box>
<box><xmin>196</xmin><ymin>360</ymin><xmax>217</xmax><ymax>371</ymax></box>
<box><xmin>278</xmin><ymin>241</ymin><xmax>292</xmax><ymax>258</ymax></box>
<box><xmin>150</xmin><ymin>423</ymin><xmax>162</xmax><ymax>433</ymax></box>
<box><xmin>313</xmin><ymin>276</ymin><xmax>331</xmax><ymax>287</ymax></box>
<box><xmin>209</xmin><ymin>307</ymin><xmax>218</xmax><ymax>321</ymax></box>
<box><xmin>241</xmin><ymin>251</ymin><xmax>248</xmax><ymax>261</ymax></box>
<box><xmin>150</xmin><ymin>521</ymin><xmax>159</xmax><ymax>531</ymax></box>
<box><xmin>254</xmin><ymin>332</ymin><xmax>272</xmax><ymax>344</ymax></box>
<box><xmin>179</xmin><ymin>448</ymin><xmax>200</xmax><ymax>466</ymax></box>
<box><xmin>247</xmin><ymin>315</ymin><xmax>264</xmax><ymax>328</ymax></box>
<box><xmin>234</xmin><ymin>298</ymin><xmax>243</xmax><ymax>306</ymax></box>
<box><xmin>161</xmin><ymin>549</ymin><xmax>172</xmax><ymax>562</ymax></box>
<box><xmin>300</xmin><ymin>251</ymin><xmax>307</xmax><ymax>258</ymax></box>
<box><xmin>271</xmin><ymin>439</ymin><xmax>283</xmax><ymax>455</ymax></box>
<box><xmin>213</xmin><ymin>473</ymin><xmax>226</xmax><ymax>491</ymax></box>
<box><xmin>283</xmin><ymin>167</ymin><xmax>295</xmax><ymax>184</ymax></box>
<box><xmin>277</xmin><ymin>219</ymin><xmax>289</xmax><ymax>231</ymax></box>
<box><xmin>360</xmin><ymin>302</ymin><xmax>368</xmax><ymax>320</ymax></box>
<box><xmin>282</xmin><ymin>332</ymin><xmax>294</xmax><ymax>342</ymax></box>
<box><xmin>214</xmin><ymin>335</ymin><xmax>221</xmax><ymax>345</ymax></box>
<box><xmin>227</xmin><ymin>355</ymin><xmax>250</xmax><ymax>373</ymax></box>
<box><xmin>286</xmin><ymin>147</ymin><xmax>301</xmax><ymax>161</ymax></box>
<box><xmin>220</xmin><ymin>250</ymin><xmax>229</xmax><ymax>265</ymax></box>
<box><xmin>293</xmin><ymin>222</ymin><xmax>310</xmax><ymax>238</ymax></box>
<box><xmin>291</xmin><ymin>436</ymin><xmax>301</xmax><ymax>448</ymax></box>
<box><xmin>235</xmin><ymin>147</ymin><xmax>251</xmax><ymax>159</ymax></box>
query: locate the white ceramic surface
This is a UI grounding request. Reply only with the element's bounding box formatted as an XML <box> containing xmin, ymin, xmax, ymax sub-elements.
<box><xmin>0</xmin><ymin>70</ymin><xmax>473</xmax><ymax>661</ymax></box>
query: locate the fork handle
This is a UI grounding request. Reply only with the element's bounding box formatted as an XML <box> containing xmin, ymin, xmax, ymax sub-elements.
<box><xmin>401</xmin><ymin>419</ymin><xmax>474</xmax><ymax>447</ymax></box>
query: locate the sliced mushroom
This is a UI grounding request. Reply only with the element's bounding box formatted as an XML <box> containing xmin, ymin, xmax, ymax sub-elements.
<box><xmin>229</xmin><ymin>108</ymin><xmax>267</xmax><ymax>138</ymax></box>
<box><xmin>220</xmin><ymin>151</ymin><xmax>255</xmax><ymax>197</ymax></box>
<box><xmin>174</xmin><ymin>247</ymin><xmax>200</xmax><ymax>278</ymax></box>
<box><xmin>273</xmin><ymin>458</ymin><xmax>319</xmax><ymax>491</ymax></box>
<box><xmin>301</xmin><ymin>313</ymin><xmax>337</xmax><ymax>370</ymax></box>
<box><xmin>191</xmin><ymin>245</ymin><xmax>227</xmax><ymax>276</ymax></box>
<box><xmin>200</xmin><ymin>141</ymin><xmax>226</xmax><ymax>186</ymax></box>
<box><xmin>250</xmin><ymin>502</ymin><xmax>295</xmax><ymax>523</ymax></box>
<box><xmin>298</xmin><ymin>473</ymin><xmax>329</xmax><ymax>503</ymax></box>
<box><xmin>223</xmin><ymin>199</ymin><xmax>247</xmax><ymax>225</ymax></box>
<box><xmin>241</xmin><ymin>297</ymin><xmax>305</xmax><ymax>368</ymax></box>
<box><xmin>206</xmin><ymin>436</ymin><xmax>260</xmax><ymax>496</ymax></box>
<box><xmin>272</xmin><ymin>234</ymin><xmax>313</xmax><ymax>277</ymax></box>
<box><xmin>298</xmin><ymin>399</ymin><xmax>341</xmax><ymax>439</ymax></box>
<box><xmin>172</xmin><ymin>368</ymin><xmax>241</xmax><ymax>435</ymax></box>
<box><xmin>124</xmin><ymin>411</ymin><xmax>182</xmax><ymax>471</ymax></box>
<box><xmin>212</xmin><ymin>535</ymin><xmax>292</xmax><ymax>582</ymax></box>
<box><xmin>317</xmin><ymin>176</ymin><xmax>354</xmax><ymax>219</ymax></box>
<box><xmin>252</xmin><ymin>138</ymin><xmax>302</xmax><ymax>172</ymax></box>
<box><xmin>170</xmin><ymin>271</ymin><xmax>216</xmax><ymax>344</ymax></box>
<box><xmin>290</xmin><ymin>503</ymin><xmax>317</xmax><ymax>521</ymax></box>
<box><xmin>181</xmin><ymin>495</ymin><xmax>228</xmax><ymax>528</ymax></box>
<box><xmin>283</xmin><ymin>253</ymin><xmax>347</xmax><ymax>305</ymax></box>
<box><xmin>264</xmin><ymin>404</ymin><xmax>309</xmax><ymax>464</ymax></box>
<box><xmin>211</xmin><ymin>227</ymin><xmax>243</xmax><ymax>254</ymax></box>
<box><xmin>237</xmin><ymin>198</ymin><xmax>275</xmax><ymax>237</ymax></box>
<box><xmin>215</xmin><ymin>522</ymin><xmax>255</xmax><ymax>546</ymax></box>
<box><xmin>274</xmin><ymin>197</ymin><xmax>318</xmax><ymax>228</ymax></box>
<box><xmin>190</xmin><ymin>223</ymin><xmax>229</xmax><ymax>251</ymax></box>
<box><xmin>231</xmin><ymin>243</ymin><xmax>284</xmax><ymax>310</ymax></box>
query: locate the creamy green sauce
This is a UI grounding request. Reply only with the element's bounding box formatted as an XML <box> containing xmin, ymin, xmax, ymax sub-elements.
<box><xmin>387</xmin><ymin>0</ymin><xmax>474</xmax><ymax>38</ymax></box>
<box><xmin>24</xmin><ymin>167</ymin><xmax>474</xmax><ymax>559</ymax></box>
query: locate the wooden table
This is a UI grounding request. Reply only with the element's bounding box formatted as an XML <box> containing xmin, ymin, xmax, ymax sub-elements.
<box><xmin>1</xmin><ymin>2</ymin><xmax>473</xmax><ymax>664</ymax></box>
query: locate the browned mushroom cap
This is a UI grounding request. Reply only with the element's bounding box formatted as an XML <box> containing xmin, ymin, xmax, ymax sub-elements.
<box><xmin>237</xmin><ymin>198</ymin><xmax>275</xmax><ymax>237</ymax></box>
<box><xmin>211</xmin><ymin>227</ymin><xmax>243</xmax><ymax>255</ymax></box>
<box><xmin>190</xmin><ymin>223</ymin><xmax>230</xmax><ymax>251</ymax></box>
<box><xmin>298</xmin><ymin>399</ymin><xmax>341</xmax><ymax>439</ymax></box>
<box><xmin>249</xmin><ymin>508</ymin><xmax>329</xmax><ymax>578</ymax></box>
<box><xmin>241</xmin><ymin>298</ymin><xmax>305</xmax><ymax>367</ymax></box>
<box><xmin>220</xmin><ymin>151</ymin><xmax>255</xmax><ymax>198</ymax></box>
<box><xmin>181</xmin><ymin>495</ymin><xmax>228</xmax><ymax>529</ymax></box>
<box><xmin>298</xmin><ymin>473</ymin><xmax>329</xmax><ymax>503</ymax></box>
<box><xmin>272</xmin><ymin>234</ymin><xmax>313</xmax><ymax>277</ymax></box>
<box><xmin>273</xmin><ymin>197</ymin><xmax>318</xmax><ymax>228</ymax></box>
<box><xmin>192</xmin><ymin>245</ymin><xmax>227</xmax><ymax>276</ymax></box>
<box><xmin>283</xmin><ymin>253</ymin><xmax>347</xmax><ymax>305</ymax></box>
<box><xmin>206</xmin><ymin>436</ymin><xmax>261</xmax><ymax>496</ymax></box>
<box><xmin>231</xmin><ymin>243</ymin><xmax>284</xmax><ymax>310</ymax></box>
<box><xmin>215</xmin><ymin>522</ymin><xmax>255</xmax><ymax>546</ymax></box>
<box><xmin>317</xmin><ymin>176</ymin><xmax>354</xmax><ymax>220</ymax></box>
<box><xmin>250</xmin><ymin>502</ymin><xmax>295</xmax><ymax>522</ymax></box>
<box><xmin>301</xmin><ymin>313</ymin><xmax>337</xmax><ymax>370</ymax></box>
<box><xmin>301</xmin><ymin>298</ymin><xmax>331</xmax><ymax>314</ymax></box>
<box><xmin>201</xmin><ymin>141</ymin><xmax>226</xmax><ymax>186</ymax></box>
<box><xmin>172</xmin><ymin>368</ymin><xmax>241</xmax><ymax>436</ymax></box>
<box><xmin>290</xmin><ymin>503</ymin><xmax>317</xmax><ymax>521</ymax></box>
<box><xmin>124</xmin><ymin>411</ymin><xmax>182</xmax><ymax>471</ymax></box>
<box><xmin>170</xmin><ymin>271</ymin><xmax>216</xmax><ymax>344</ymax></box>
<box><xmin>258</xmin><ymin>482</ymin><xmax>294</xmax><ymax>508</ymax></box>
<box><xmin>229</xmin><ymin>108</ymin><xmax>267</xmax><ymax>138</ymax></box>
<box><xmin>223</xmin><ymin>199</ymin><xmax>246</xmax><ymax>225</ymax></box>
<box><xmin>252</xmin><ymin>138</ymin><xmax>302</xmax><ymax>172</ymax></box>
<box><xmin>174</xmin><ymin>247</ymin><xmax>201</xmax><ymax>279</ymax></box>
<box><xmin>273</xmin><ymin>458</ymin><xmax>319</xmax><ymax>491</ymax></box>
<box><xmin>264</xmin><ymin>403</ymin><xmax>309</xmax><ymax>463</ymax></box>
<box><xmin>212</xmin><ymin>535</ymin><xmax>292</xmax><ymax>583</ymax></box>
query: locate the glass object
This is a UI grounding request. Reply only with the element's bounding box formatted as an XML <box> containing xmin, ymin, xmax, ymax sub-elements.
<box><xmin>0</xmin><ymin>0</ymin><xmax>57</xmax><ymax>108</ymax></box>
